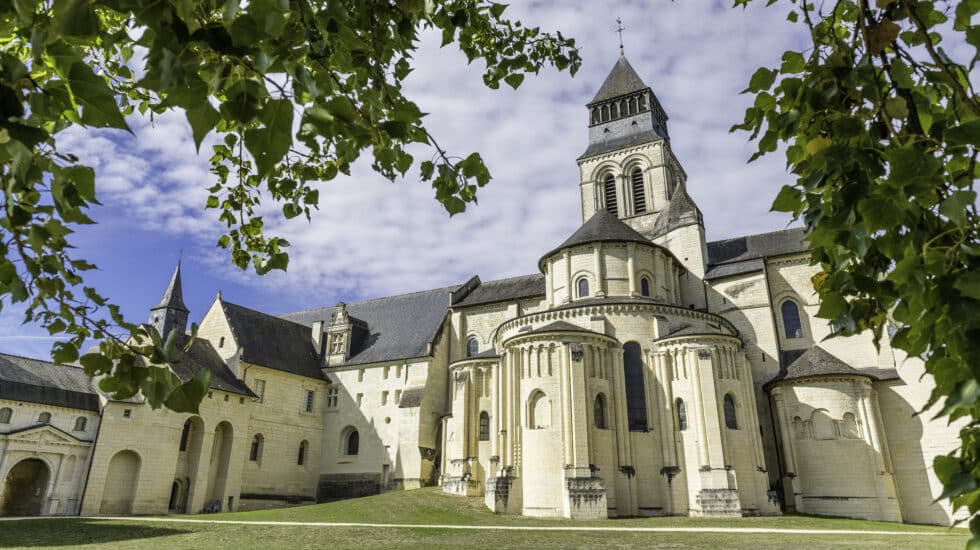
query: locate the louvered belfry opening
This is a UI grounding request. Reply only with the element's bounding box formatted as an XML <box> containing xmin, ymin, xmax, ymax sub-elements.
<box><xmin>631</xmin><ymin>168</ymin><xmax>645</xmax><ymax>214</ymax></box>
<box><xmin>604</xmin><ymin>174</ymin><xmax>617</xmax><ymax>214</ymax></box>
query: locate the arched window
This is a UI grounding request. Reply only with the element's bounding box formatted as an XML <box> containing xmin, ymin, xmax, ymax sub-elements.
<box><xmin>466</xmin><ymin>337</ymin><xmax>479</xmax><ymax>358</ymax></box>
<box><xmin>0</xmin><ymin>407</ymin><xmax>11</xmax><ymax>424</ymax></box>
<box><xmin>724</xmin><ymin>394</ymin><xmax>738</xmax><ymax>430</ymax></box>
<box><xmin>603</xmin><ymin>173</ymin><xmax>617</xmax><ymax>215</ymax></box>
<box><xmin>631</xmin><ymin>96</ymin><xmax>639</xmax><ymax>113</ymax></box>
<box><xmin>676</xmin><ymin>398</ymin><xmax>687</xmax><ymax>431</ymax></box>
<box><xmin>38</xmin><ymin>412</ymin><xmax>51</xmax><ymax>424</ymax></box>
<box><xmin>528</xmin><ymin>391</ymin><xmax>551</xmax><ymax>429</ymax></box>
<box><xmin>601</xmin><ymin>105</ymin><xmax>610</xmax><ymax>122</ymax></box>
<box><xmin>841</xmin><ymin>412</ymin><xmax>861</xmax><ymax>439</ymax></box>
<box><xmin>591</xmin><ymin>107</ymin><xmax>599</xmax><ymax>124</ymax></box>
<box><xmin>74</xmin><ymin>416</ymin><xmax>87</xmax><ymax>432</ymax></box>
<box><xmin>640</xmin><ymin>277</ymin><xmax>651</xmax><ymax>297</ymax></box>
<box><xmin>298</xmin><ymin>440</ymin><xmax>309</xmax><ymax>465</ymax></box>
<box><xmin>479</xmin><ymin>411</ymin><xmax>490</xmax><ymax>441</ymax></box>
<box><xmin>577</xmin><ymin>277</ymin><xmax>590</xmax><ymax>299</ymax></box>
<box><xmin>781</xmin><ymin>300</ymin><xmax>803</xmax><ymax>339</ymax></box>
<box><xmin>594</xmin><ymin>394</ymin><xmax>607</xmax><ymax>429</ymax></box>
<box><xmin>346</xmin><ymin>429</ymin><xmax>360</xmax><ymax>455</ymax></box>
<box><xmin>811</xmin><ymin>409</ymin><xmax>836</xmax><ymax>440</ymax></box>
<box><xmin>179</xmin><ymin>419</ymin><xmax>191</xmax><ymax>451</ymax></box>
<box><xmin>638</xmin><ymin>95</ymin><xmax>647</xmax><ymax>111</ymax></box>
<box><xmin>631</xmin><ymin>168</ymin><xmax>646</xmax><ymax>214</ymax></box>
<box><xmin>611</xmin><ymin>102</ymin><xmax>619</xmax><ymax>119</ymax></box>
<box><xmin>249</xmin><ymin>434</ymin><xmax>264</xmax><ymax>462</ymax></box>
<box><xmin>623</xmin><ymin>342</ymin><xmax>648</xmax><ymax>431</ymax></box>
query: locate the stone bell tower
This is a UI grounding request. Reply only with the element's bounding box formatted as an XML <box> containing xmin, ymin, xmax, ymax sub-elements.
<box><xmin>149</xmin><ymin>259</ymin><xmax>189</xmax><ymax>337</ymax></box>
<box><xmin>576</xmin><ymin>51</ymin><xmax>708</xmax><ymax>309</ymax></box>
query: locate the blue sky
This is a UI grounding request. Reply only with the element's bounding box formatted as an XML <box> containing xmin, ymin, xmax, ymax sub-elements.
<box><xmin>1</xmin><ymin>1</ymin><xmax>816</xmax><ymax>358</ymax></box>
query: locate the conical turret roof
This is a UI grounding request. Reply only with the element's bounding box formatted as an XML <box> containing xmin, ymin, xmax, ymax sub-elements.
<box><xmin>152</xmin><ymin>261</ymin><xmax>188</xmax><ymax>312</ymax></box>
<box><xmin>589</xmin><ymin>53</ymin><xmax>649</xmax><ymax>104</ymax></box>
<box><xmin>539</xmin><ymin>209</ymin><xmax>654</xmax><ymax>270</ymax></box>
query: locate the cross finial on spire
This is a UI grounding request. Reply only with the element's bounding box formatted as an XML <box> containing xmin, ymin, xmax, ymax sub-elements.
<box><xmin>615</xmin><ymin>17</ymin><xmax>625</xmax><ymax>54</ymax></box>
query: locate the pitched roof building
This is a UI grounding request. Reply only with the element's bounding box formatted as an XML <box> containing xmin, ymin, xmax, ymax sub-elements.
<box><xmin>0</xmin><ymin>51</ymin><xmax>962</xmax><ymax>529</ymax></box>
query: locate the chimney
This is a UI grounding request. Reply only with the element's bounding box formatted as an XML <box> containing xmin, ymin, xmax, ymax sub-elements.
<box><xmin>312</xmin><ymin>320</ymin><xmax>326</xmax><ymax>356</ymax></box>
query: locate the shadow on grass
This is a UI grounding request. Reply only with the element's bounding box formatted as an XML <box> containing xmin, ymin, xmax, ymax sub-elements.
<box><xmin>0</xmin><ymin>519</ymin><xmax>190</xmax><ymax>548</ymax></box>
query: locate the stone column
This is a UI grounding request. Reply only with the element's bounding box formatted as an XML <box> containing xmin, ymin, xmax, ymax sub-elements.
<box><xmin>771</xmin><ymin>389</ymin><xmax>802</xmax><ymax>512</ymax></box>
<box><xmin>688</xmin><ymin>348</ymin><xmax>709</xmax><ymax>467</ymax></box>
<box><xmin>594</xmin><ymin>244</ymin><xmax>607</xmax><ymax>298</ymax></box>
<box><xmin>627</xmin><ymin>242</ymin><xmax>637</xmax><ymax>296</ymax></box>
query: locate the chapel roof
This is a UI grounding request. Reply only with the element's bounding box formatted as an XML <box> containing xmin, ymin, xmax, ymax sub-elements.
<box><xmin>539</xmin><ymin>209</ymin><xmax>654</xmax><ymax>270</ymax></box>
<box><xmin>452</xmin><ymin>274</ymin><xmax>546</xmax><ymax>308</ymax></box>
<box><xmin>152</xmin><ymin>261</ymin><xmax>188</xmax><ymax>312</ymax></box>
<box><xmin>765</xmin><ymin>346</ymin><xmax>899</xmax><ymax>387</ymax></box>
<box><xmin>590</xmin><ymin>53</ymin><xmax>650</xmax><ymax>104</ymax></box>
<box><xmin>511</xmin><ymin>321</ymin><xmax>604</xmax><ymax>340</ymax></box>
<box><xmin>280</xmin><ymin>285</ymin><xmax>458</xmax><ymax>368</ymax></box>
<box><xmin>704</xmin><ymin>227</ymin><xmax>809</xmax><ymax>280</ymax></box>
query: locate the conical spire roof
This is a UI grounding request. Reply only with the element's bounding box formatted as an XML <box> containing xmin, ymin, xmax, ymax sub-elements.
<box><xmin>153</xmin><ymin>261</ymin><xmax>188</xmax><ymax>312</ymax></box>
<box><xmin>589</xmin><ymin>53</ymin><xmax>649</xmax><ymax>104</ymax></box>
<box><xmin>539</xmin><ymin>209</ymin><xmax>654</xmax><ymax>270</ymax></box>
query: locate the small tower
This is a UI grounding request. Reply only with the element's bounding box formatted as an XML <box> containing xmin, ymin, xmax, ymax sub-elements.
<box><xmin>149</xmin><ymin>260</ymin><xmax>189</xmax><ymax>337</ymax></box>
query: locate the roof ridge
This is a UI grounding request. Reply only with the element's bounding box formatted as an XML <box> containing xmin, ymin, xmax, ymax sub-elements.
<box><xmin>0</xmin><ymin>351</ymin><xmax>86</xmax><ymax>370</ymax></box>
<box><xmin>279</xmin><ymin>283</ymin><xmax>460</xmax><ymax>316</ymax></box>
<box><xmin>479</xmin><ymin>273</ymin><xmax>544</xmax><ymax>285</ymax></box>
<box><xmin>707</xmin><ymin>226</ymin><xmax>805</xmax><ymax>246</ymax></box>
<box><xmin>221</xmin><ymin>300</ymin><xmax>313</xmax><ymax>331</ymax></box>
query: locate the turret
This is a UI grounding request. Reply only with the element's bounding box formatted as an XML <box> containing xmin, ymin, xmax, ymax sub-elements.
<box><xmin>149</xmin><ymin>260</ymin><xmax>189</xmax><ymax>337</ymax></box>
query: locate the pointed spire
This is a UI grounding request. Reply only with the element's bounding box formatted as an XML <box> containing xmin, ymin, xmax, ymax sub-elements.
<box><xmin>153</xmin><ymin>259</ymin><xmax>188</xmax><ymax>312</ymax></box>
<box><xmin>589</xmin><ymin>54</ymin><xmax>649</xmax><ymax>105</ymax></box>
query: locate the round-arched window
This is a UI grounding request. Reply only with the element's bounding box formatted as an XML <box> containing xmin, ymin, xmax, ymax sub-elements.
<box><xmin>466</xmin><ymin>337</ymin><xmax>479</xmax><ymax>357</ymax></box>
<box><xmin>640</xmin><ymin>277</ymin><xmax>651</xmax><ymax>297</ymax></box>
<box><xmin>676</xmin><ymin>398</ymin><xmax>687</xmax><ymax>431</ymax></box>
<box><xmin>781</xmin><ymin>300</ymin><xmax>803</xmax><ymax>339</ymax></box>
<box><xmin>346</xmin><ymin>429</ymin><xmax>360</xmax><ymax>455</ymax></box>
<box><xmin>724</xmin><ymin>394</ymin><xmax>738</xmax><ymax>430</ymax></box>
<box><xmin>577</xmin><ymin>277</ymin><xmax>590</xmax><ymax>299</ymax></box>
<box><xmin>594</xmin><ymin>394</ymin><xmax>607</xmax><ymax>429</ymax></box>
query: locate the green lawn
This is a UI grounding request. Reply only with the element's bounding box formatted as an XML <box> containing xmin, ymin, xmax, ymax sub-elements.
<box><xmin>0</xmin><ymin>488</ymin><xmax>967</xmax><ymax>549</ymax></box>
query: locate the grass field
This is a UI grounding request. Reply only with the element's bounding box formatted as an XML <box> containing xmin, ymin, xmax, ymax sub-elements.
<box><xmin>0</xmin><ymin>488</ymin><xmax>966</xmax><ymax>549</ymax></box>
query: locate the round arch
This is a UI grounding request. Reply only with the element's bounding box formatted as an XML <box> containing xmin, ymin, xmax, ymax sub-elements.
<box><xmin>1</xmin><ymin>458</ymin><xmax>51</xmax><ymax>516</ymax></box>
<box><xmin>100</xmin><ymin>450</ymin><xmax>141</xmax><ymax>514</ymax></box>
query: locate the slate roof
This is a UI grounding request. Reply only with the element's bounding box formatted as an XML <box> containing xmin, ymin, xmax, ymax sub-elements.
<box><xmin>221</xmin><ymin>300</ymin><xmax>323</xmax><ymax>380</ymax></box>
<box><xmin>398</xmin><ymin>386</ymin><xmax>425</xmax><ymax>408</ymax></box>
<box><xmin>766</xmin><ymin>346</ymin><xmax>890</xmax><ymax>387</ymax></box>
<box><xmin>651</xmin><ymin>184</ymin><xmax>703</xmax><ymax>238</ymax></box>
<box><xmin>453</xmin><ymin>274</ymin><xmax>545</xmax><ymax>308</ymax></box>
<box><xmin>704</xmin><ymin>227</ymin><xmax>808</xmax><ymax>280</ymax></box>
<box><xmin>167</xmin><ymin>334</ymin><xmax>255</xmax><ymax>397</ymax></box>
<box><xmin>152</xmin><ymin>262</ymin><xmax>188</xmax><ymax>312</ymax></box>
<box><xmin>658</xmin><ymin>324</ymin><xmax>725</xmax><ymax>340</ymax></box>
<box><xmin>280</xmin><ymin>285</ymin><xmax>458</xmax><ymax>368</ymax></box>
<box><xmin>539</xmin><ymin>209</ymin><xmax>655</xmax><ymax>269</ymax></box>
<box><xmin>0</xmin><ymin>353</ymin><xmax>99</xmax><ymax>411</ymax></box>
<box><xmin>578</xmin><ymin>129</ymin><xmax>664</xmax><ymax>160</ymax></box>
<box><xmin>590</xmin><ymin>53</ymin><xmax>649</xmax><ymax>104</ymax></box>
<box><xmin>509</xmin><ymin>321</ymin><xmax>603</xmax><ymax>341</ymax></box>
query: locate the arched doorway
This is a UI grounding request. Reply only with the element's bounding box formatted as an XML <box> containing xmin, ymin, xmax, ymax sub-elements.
<box><xmin>99</xmin><ymin>450</ymin><xmax>141</xmax><ymax>514</ymax></box>
<box><xmin>205</xmin><ymin>421</ymin><xmax>234</xmax><ymax>511</ymax></box>
<box><xmin>1</xmin><ymin>459</ymin><xmax>50</xmax><ymax>516</ymax></box>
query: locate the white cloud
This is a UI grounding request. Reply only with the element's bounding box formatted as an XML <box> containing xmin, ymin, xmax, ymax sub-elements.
<box><xmin>34</xmin><ymin>2</ymin><xmax>814</xmax><ymax>314</ymax></box>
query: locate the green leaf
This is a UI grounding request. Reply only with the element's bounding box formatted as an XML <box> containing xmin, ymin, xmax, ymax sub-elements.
<box><xmin>746</xmin><ymin>68</ymin><xmax>776</xmax><ymax>93</ymax></box>
<box><xmin>771</xmin><ymin>185</ymin><xmax>802</xmax><ymax>213</ymax></box>
<box><xmin>67</xmin><ymin>62</ymin><xmax>130</xmax><ymax>130</ymax></box>
<box><xmin>780</xmin><ymin>51</ymin><xmax>805</xmax><ymax>74</ymax></box>
<box><xmin>954</xmin><ymin>271</ymin><xmax>980</xmax><ymax>301</ymax></box>
<box><xmin>939</xmin><ymin>191</ymin><xmax>976</xmax><ymax>225</ymax></box>
<box><xmin>80</xmin><ymin>352</ymin><xmax>112</xmax><ymax>375</ymax></box>
<box><xmin>163</xmin><ymin>367</ymin><xmax>211</xmax><ymax>414</ymax></box>
<box><xmin>52</xmin><ymin>0</ymin><xmax>100</xmax><ymax>39</ymax></box>
<box><xmin>244</xmin><ymin>99</ymin><xmax>293</xmax><ymax>176</ymax></box>
<box><xmin>186</xmin><ymin>102</ymin><xmax>221</xmax><ymax>152</ymax></box>
<box><xmin>52</xmin><ymin>342</ymin><xmax>79</xmax><ymax>364</ymax></box>
<box><xmin>946</xmin><ymin>120</ymin><xmax>980</xmax><ymax>146</ymax></box>
<box><xmin>504</xmin><ymin>73</ymin><xmax>524</xmax><ymax>89</ymax></box>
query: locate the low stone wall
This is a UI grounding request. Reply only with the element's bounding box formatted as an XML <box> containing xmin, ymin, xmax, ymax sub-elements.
<box><xmin>694</xmin><ymin>488</ymin><xmax>742</xmax><ymax>517</ymax></box>
<box><xmin>316</xmin><ymin>473</ymin><xmax>381</xmax><ymax>501</ymax></box>
<box><xmin>563</xmin><ymin>476</ymin><xmax>608</xmax><ymax>520</ymax></box>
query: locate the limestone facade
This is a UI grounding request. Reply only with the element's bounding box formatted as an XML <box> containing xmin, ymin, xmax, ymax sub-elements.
<box><xmin>0</xmin><ymin>52</ymin><xmax>965</xmax><ymax>526</ymax></box>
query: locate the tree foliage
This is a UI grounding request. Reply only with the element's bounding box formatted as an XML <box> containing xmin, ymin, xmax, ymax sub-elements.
<box><xmin>733</xmin><ymin>0</ymin><xmax>979</xmax><ymax>540</ymax></box>
<box><xmin>0</xmin><ymin>1</ymin><xmax>579</xmax><ymax>412</ymax></box>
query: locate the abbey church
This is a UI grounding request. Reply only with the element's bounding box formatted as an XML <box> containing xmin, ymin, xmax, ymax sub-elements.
<box><xmin>0</xmin><ymin>53</ymin><xmax>964</xmax><ymax>525</ymax></box>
